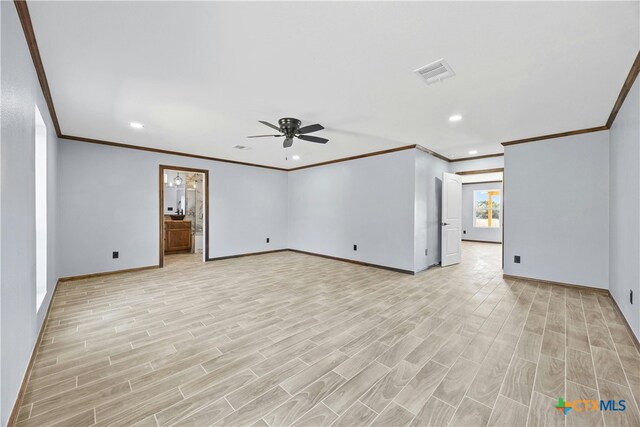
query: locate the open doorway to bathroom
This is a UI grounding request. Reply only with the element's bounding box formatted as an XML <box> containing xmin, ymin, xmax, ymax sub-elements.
<box><xmin>159</xmin><ymin>165</ymin><xmax>209</xmax><ymax>267</ymax></box>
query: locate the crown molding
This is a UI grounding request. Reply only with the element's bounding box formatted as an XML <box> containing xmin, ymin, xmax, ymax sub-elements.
<box><xmin>14</xmin><ymin>0</ymin><xmax>61</xmax><ymax>136</ymax></box>
<box><xmin>449</xmin><ymin>152</ymin><xmax>504</xmax><ymax>162</ymax></box>
<box><xmin>501</xmin><ymin>126</ymin><xmax>609</xmax><ymax>147</ymax></box>
<box><xmin>606</xmin><ymin>50</ymin><xmax>640</xmax><ymax>129</ymax></box>
<box><xmin>61</xmin><ymin>134</ymin><xmax>288</xmax><ymax>171</ymax></box>
<box><xmin>15</xmin><ymin>1</ymin><xmax>636</xmax><ymax>172</ymax></box>
<box><xmin>414</xmin><ymin>145</ymin><xmax>451</xmax><ymax>162</ymax></box>
<box><xmin>288</xmin><ymin>145</ymin><xmax>420</xmax><ymax>171</ymax></box>
<box><xmin>456</xmin><ymin>168</ymin><xmax>504</xmax><ymax>176</ymax></box>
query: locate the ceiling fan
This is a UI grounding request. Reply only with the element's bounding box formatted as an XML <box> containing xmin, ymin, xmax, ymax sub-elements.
<box><xmin>247</xmin><ymin>118</ymin><xmax>329</xmax><ymax>148</ymax></box>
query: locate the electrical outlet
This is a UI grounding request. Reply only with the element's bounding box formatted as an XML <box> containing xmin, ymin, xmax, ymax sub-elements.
<box><xmin>631</xmin><ymin>290</ymin><xmax>634</xmax><ymax>304</ymax></box>
<box><xmin>266</xmin><ymin>237</ymin><xmax>270</xmax><ymax>243</ymax></box>
<box><xmin>113</xmin><ymin>251</ymin><xmax>119</xmax><ymax>259</ymax></box>
<box><xmin>353</xmin><ymin>244</ymin><xmax>357</xmax><ymax>251</ymax></box>
<box><xmin>514</xmin><ymin>255</ymin><xmax>521</xmax><ymax>264</ymax></box>
<box><xmin>425</xmin><ymin>249</ymin><xmax>428</xmax><ymax>256</ymax></box>
<box><xmin>463</xmin><ymin>230</ymin><xmax>466</xmax><ymax>234</ymax></box>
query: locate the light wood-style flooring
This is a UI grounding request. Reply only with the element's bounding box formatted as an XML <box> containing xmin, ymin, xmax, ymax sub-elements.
<box><xmin>16</xmin><ymin>243</ymin><xmax>640</xmax><ymax>426</ymax></box>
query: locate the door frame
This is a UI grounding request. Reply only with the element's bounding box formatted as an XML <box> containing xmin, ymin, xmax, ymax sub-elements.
<box><xmin>455</xmin><ymin>167</ymin><xmax>505</xmax><ymax>267</ymax></box>
<box><xmin>159</xmin><ymin>165</ymin><xmax>210</xmax><ymax>267</ymax></box>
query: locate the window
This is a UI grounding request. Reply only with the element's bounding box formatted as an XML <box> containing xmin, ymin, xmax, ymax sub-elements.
<box><xmin>35</xmin><ymin>105</ymin><xmax>47</xmax><ymax>310</ymax></box>
<box><xmin>473</xmin><ymin>189</ymin><xmax>501</xmax><ymax>228</ymax></box>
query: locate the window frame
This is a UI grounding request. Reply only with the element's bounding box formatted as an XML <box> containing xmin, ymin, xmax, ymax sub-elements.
<box><xmin>473</xmin><ymin>189</ymin><xmax>501</xmax><ymax>229</ymax></box>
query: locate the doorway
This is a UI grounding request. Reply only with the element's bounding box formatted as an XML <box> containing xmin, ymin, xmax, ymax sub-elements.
<box><xmin>159</xmin><ymin>165</ymin><xmax>209</xmax><ymax>267</ymax></box>
<box><xmin>443</xmin><ymin>168</ymin><xmax>504</xmax><ymax>268</ymax></box>
<box><xmin>462</xmin><ymin>169</ymin><xmax>503</xmax><ymax>266</ymax></box>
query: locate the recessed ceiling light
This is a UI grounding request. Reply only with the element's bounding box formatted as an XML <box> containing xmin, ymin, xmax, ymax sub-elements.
<box><xmin>130</xmin><ymin>122</ymin><xmax>144</xmax><ymax>129</ymax></box>
<box><xmin>292</xmin><ymin>155</ymin><xmax>300</xmax><ymax>161</ymax></box>
<box><xmin>448</xmin><ymin>115</ymin><xmax>462</xmax><ymax>122</ymax></box>
<box><xmin>468</xmin><ymin>150</ymin><xmax>478</xmax><ymax>155</ymax></box>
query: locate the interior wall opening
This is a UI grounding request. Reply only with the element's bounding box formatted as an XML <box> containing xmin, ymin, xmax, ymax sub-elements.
<box><xmin>159</xmin><ymin>166</ymin><xmax>209</xmax><ymax>267</ymax></box>
<box><xmin>459</xmin><ymin>170</ymin><xmax>504</xmax><ymax>267</ymax></box>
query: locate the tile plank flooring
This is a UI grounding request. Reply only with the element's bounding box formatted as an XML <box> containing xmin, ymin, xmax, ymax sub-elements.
<box><xmin>17</xmin><ymin>243</ymin><xmax>640</xmax><ymax>426</ymax></box>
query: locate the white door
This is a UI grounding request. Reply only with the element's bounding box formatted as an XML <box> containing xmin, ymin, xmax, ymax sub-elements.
<box><xmin>441</xmin><ymin>172</ymin><xmax>462</xmax><ymax>267</ymax></box>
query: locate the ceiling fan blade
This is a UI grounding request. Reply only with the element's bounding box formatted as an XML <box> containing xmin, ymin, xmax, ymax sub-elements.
<box><xmin>259</xmin><ymin>120</ymin><xmax>281</xmax><ymax>132</ymax></box>
<box><xmin>297</xmin><ymin>123</ymin><xmax>324</xmax><ymax>134</ymax></box>
<box><xmin>283</xmin><ymin>137</ymin><xmax>294</xmax><ymax>148</ymax></box>
<box><xmin>297</xmin><ymin>134</ymin><xmax>329</xmax><ymax>144</ymax></box>
<box><xmin>247</xmin><ymin>134</ymin><xmax>282</xmax><ymax>138</ymax></box>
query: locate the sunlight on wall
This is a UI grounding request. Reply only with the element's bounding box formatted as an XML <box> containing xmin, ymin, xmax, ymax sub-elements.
<box><xmin>35</xmin><ymin>105</ymin><xmax>47</xmax><ymax>310</ymax></box>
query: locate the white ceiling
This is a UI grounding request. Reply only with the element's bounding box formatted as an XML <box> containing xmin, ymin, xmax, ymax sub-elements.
<box><xmin>29</xmin><ymin>1</ymin><xmax>639</xmax><ymax>168</ymax></box>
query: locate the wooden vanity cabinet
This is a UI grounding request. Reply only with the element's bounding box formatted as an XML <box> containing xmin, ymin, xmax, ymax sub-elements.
<box><xmin>164</xmin><ymin>220</ymin><xmax>192</xmax><ymax>254</ymax></box>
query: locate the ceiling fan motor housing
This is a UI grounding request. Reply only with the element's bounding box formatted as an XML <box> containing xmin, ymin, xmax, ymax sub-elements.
<box><xmin>279</xmin><ymin>118</ymin><xmax>302</xmax><ymax>137</ymax></box>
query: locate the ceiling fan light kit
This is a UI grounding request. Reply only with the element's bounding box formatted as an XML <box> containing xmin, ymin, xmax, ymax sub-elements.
<box><xmin>248</xmin><ymin>117</ymin><xmax>329</xmax><ymax>149</ymax></box>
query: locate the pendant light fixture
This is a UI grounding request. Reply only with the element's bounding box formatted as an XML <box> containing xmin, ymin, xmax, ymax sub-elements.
<box><xmin>173</xmin><ymin>172</ymin><xmax>184</xmax><ymax>186</ymax></box>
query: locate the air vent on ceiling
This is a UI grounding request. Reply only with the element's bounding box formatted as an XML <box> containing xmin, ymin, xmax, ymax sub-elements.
<box><xmin>233</xmin><ymin>145</ymin><xmax>251</xmax><ymax>150</ymax></box>
<box><xmin>414</xmin><ymin>59</ymin><xmax>455</xmax><ymax>85</ymax></box>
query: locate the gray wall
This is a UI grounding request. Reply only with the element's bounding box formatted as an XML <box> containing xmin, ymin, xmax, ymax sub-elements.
<box><xmin>58</xmin><ymin>139</ymin><xmax>288</xmax><ymax>277</ymax></box>
<box><xmin>462</xmin><ymin>182</ymin><xmax>503</xmax><ymax>243</ymax></box>
<box><xmin>1</xmin><ymin>2</ymin><xmax>60</xmax><ymax>424</ymax></box>
<box><xmin>414</xmin><ymin>150</ymin><xmax>450</xmax><ymax>271</ymax></box>
<box><xmin>287</xmin><ymin>149</ymin><xmax>450</xmax><ymax>273</ymax></box>
<box><xmin>609</xmin><ymin>77</ymin><xmax>639</xmax><ymax>339</ymax></box>
<box><xmin>288</xmin><ymin>149</ymin><xmax>416</xmax><ymax>272</ymax></box>
<box><xmin>503</xmin><ymin>131</ymin><xmax>610</xmax><ymax>289</ymax></box>
<box><xmin>59</xmin><ymin>143</ymin><xmax>455</xmax><ymax>278</ymax></box>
